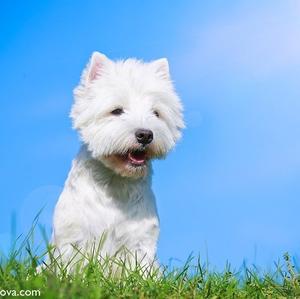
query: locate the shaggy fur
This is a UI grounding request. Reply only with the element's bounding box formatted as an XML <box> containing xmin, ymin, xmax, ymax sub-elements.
<box><xmin>51</xmin><ymin>52</ymin><xmax>184</xmax><ymax>270</ymax></box>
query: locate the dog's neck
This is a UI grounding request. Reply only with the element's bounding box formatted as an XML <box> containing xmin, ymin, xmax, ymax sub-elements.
<box><xmin>76</xmin><ymin>145</ymin><xmax>152</xmax><ymax>195</ymax></box>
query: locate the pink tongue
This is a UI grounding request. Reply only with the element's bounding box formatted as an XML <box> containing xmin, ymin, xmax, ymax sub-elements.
<box><xmin>128</xmin><ymin>151</ymin><xmax>146</xmax><ymax>165</ymax></box>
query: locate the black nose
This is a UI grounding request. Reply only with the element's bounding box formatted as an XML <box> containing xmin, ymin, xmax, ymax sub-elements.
<box><xmin>135</xmin><ymin>129</ymin><xmax>153</xmax><ymax>145</ymax></box>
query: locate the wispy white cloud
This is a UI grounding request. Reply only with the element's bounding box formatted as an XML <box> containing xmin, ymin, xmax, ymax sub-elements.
<box><xmin>178</xmin><ymin>1</ymin><xmax>300</xmax><ymax>78</ymax></box>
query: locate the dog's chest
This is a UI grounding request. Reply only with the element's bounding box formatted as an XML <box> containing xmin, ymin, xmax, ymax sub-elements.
<box><xmin>85</xmin><ymin>178</ymin><xmax>154</xmax><ymax>239</ymax></box>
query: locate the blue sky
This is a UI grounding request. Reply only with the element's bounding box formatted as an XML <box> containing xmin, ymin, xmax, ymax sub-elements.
<box><xmin>1</xmin><ymin>0</ymin><xmax>299</xmax><ymax>269</ymax></box>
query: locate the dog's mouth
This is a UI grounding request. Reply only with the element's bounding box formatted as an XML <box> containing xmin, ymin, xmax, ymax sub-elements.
<box><xmin>120</xmin><ymin>149</ymin><xmax>147</xmax><ymax>166</ymax></box>
<box><xmin>127</xmin><ymin>149</ymin><xmax>147</xmax><ymax>166</ymax></box>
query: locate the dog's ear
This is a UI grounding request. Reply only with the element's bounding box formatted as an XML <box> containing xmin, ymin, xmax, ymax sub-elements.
<box><xmin>152</xmin><ymin>58</ymin><xmax>170</xmax><ymax>80</ymax></box>
<box><xmin>86</xmin><ymin>52</ymin><xmax>110</xmax><ymax>84</ymax></box>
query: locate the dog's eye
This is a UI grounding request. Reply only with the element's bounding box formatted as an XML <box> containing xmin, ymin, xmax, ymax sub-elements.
<box><xmin>153</xmin><ymin>110</ymin><xmax>160</xmax><ymax>118</ymax></box>
<box><xmin>111</xmin><ymin>108</ymin><xmax>124</xmax><ymax>115</ymax></box>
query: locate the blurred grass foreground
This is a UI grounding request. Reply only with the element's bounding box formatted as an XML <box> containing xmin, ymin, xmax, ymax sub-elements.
<box><xmin>0</xmin><ymin>217</ymin><xmax>299</xmax><ymax>298</ymax></box>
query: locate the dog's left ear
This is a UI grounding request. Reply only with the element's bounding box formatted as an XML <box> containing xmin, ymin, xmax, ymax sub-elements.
<box><xmin>152</xmin><ymin>58</ymin><xmax>170</xmax><ymax>80</ymax></box>
<box><xmin>86</xmin><ymin>52</ymin><xmax>111</xmax><ymax>84</ymax></box>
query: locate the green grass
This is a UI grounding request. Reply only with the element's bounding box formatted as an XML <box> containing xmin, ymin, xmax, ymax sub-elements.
<box><xmin>0</xmin><ymin>223</ymin><xmax>299</xmax><ymax>298</ymax></box>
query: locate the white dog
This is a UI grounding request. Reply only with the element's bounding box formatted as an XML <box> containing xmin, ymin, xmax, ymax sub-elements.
<box><xmin>51</xmin><ymin>52</ymin><xmax>184</xmax><ymax>270</ymax></box>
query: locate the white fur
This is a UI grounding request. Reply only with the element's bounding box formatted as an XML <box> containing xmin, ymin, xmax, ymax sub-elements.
<box><xmin>51</xmin><ymin>52</ymin><xmax>184</xmax><ymax>270</ymax></box>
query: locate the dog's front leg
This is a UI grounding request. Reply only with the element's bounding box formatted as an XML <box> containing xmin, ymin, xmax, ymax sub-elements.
<box><xmin>112</xmin><ymin>216</ymin><xmax>160</xmax><ymax>274</ymax></box>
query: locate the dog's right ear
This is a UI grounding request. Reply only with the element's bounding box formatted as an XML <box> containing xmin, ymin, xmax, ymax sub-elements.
<box><xmin>85</xmin><ymin>52</ymin><xmax>111</xmax><ymax>84</ymax></box>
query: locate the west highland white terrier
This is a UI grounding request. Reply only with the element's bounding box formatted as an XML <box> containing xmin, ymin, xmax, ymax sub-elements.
<box><xmin>51</xmin><ymin>52</ymin><xmax>184</xmax><ymax>271</ymax></box>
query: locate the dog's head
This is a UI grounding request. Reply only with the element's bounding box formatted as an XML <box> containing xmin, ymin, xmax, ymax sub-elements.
<box><xmin>71</xmin><ymin>52</ymin><xmax>184</xmax><ymax>178</ymax></box>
